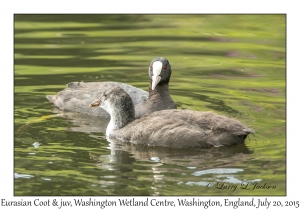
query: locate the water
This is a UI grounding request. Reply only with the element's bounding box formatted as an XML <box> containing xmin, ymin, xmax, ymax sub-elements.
<box><xmin>14</xmin><ymin>14</ymin><xmax>286</xmax><ymax>196</ymax></box>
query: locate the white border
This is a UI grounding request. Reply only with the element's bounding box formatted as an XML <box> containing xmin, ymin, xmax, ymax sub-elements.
<box><xmin>2</xmin><ymin>0</ymin><xmax>298</xmax><ymax>209</ymax></box>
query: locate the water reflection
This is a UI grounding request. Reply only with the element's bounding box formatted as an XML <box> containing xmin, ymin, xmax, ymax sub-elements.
<box><xmin>50</xmin><ymin>108</ymin><xmax>110</xmax><ymax>133</ymax></box>
<box><xmin>14</xmin><ymin>173</ymin><xmax>34</xmax><ymax>179</ymax></box>
<box><xmin>174</xmin><ymin>89</ymin><xmax>241</xmax><ymax>114</ymax></box>
<box><xmin>88</xmin><ymin>135</ymin><xmax>254</xmax><ymax>195</ymax></box>
<box><xmin>15</xmin><ymin>14</ymin><xmax>152</xmax><ymax>26</ymax></box>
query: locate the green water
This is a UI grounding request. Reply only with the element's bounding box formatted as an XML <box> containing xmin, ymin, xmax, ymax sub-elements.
<box><xmin>14</xmin><ymin>14</ymin><xmax>286</xmax><ymax>196</ymax></box>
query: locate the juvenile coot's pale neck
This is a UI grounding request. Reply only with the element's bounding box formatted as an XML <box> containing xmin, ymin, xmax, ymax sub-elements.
<box><xmin>89</xmin><ymin>87</ymin><xmax>135</xmax><ymax>135</ymax></box>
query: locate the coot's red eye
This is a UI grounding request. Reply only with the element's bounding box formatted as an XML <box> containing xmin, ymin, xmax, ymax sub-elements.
<box><xmin>149</xmin><ymin>65</ymin><xmax>152</xmax><ymax>69</ymax></box>
<box><xmin>163</xmin><ymin>66</ymin><xmax>167</xmax><ymax>70</ymax></box>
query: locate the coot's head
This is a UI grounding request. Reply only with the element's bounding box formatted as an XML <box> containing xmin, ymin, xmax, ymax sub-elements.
<box><xmin>148</xmin><ymin>57</ymin><xmax>171</xmax><ymax>90</ymax></box>
<box><xmin>89</xmin><ymin>87</ymin><xmax>135</xmax><ymax>118</ymax></box>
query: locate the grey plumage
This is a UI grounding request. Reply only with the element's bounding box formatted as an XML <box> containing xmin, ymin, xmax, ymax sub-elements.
<box><xmin>91</xmin><ymin>87</ymin><xmax>254</xmax><ymax>149</ymax></box>
<box><xmin>47</xmin><ymin>81</ymin><xmax>147</xmax><ymax>118</ymax></box>
<box><xmin>46</xmin><ymin>57</ymin><xmax>176</xmax><ymax>119</ymax></box>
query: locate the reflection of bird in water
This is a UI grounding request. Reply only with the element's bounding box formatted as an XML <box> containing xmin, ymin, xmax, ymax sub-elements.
<box><xmin>16</xmin><ymin>114</ymin><xmax>57</xmax><ymax>134</ymax></box>
<box><xmin>55</xmin><ymin>109</ymin><xmax>110</xmax><ymax>133</ymax></box>
<box><xmin>88</xmin><ymin>138</ymin><xmax>254</xmax><ymax>195</ymax></box>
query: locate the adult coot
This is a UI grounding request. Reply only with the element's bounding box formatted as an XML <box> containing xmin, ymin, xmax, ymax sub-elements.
<box><xmin>46</xmin><ymin>57</ymin><xmax>176</xmax><ymax>118</ymax></box>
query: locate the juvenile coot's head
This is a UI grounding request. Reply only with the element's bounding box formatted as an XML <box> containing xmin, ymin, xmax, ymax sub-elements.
<box><xmin>90</xmin><ymin>87</ymin><xmax>135</xmax><ymax>121</ymax></box>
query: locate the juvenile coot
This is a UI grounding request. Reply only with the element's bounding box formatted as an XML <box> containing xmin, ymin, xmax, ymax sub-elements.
<box><xmin>90</xmin><ymin>87</ymin><xmax>254</xmax><ymax>148</ymax></box>
<box><xmin>46</xmin><ymin>57</ymin><xmax>176</xmax><ymax>118</ymax></box>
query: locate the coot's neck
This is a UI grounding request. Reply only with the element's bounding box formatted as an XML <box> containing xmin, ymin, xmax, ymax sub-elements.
<box><xmin>106</xmin><ymin>102</ymin><xmax>135</xmax><ymax>136</ymax></box>
<box><xmin>148</xmin><ymin>80</ymin><xmax>170</xmax><ymax>99</ymax></box>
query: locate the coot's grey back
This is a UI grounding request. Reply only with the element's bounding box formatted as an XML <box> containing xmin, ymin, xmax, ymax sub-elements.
<box><xmin>47</xmin><ymin>81</ymin><xmax>148</xmax><ymax>118</ymax></box>
<box><xmin>110</xmin><ymin>110</ymin><xmax>253</xmax><ymax>148</ymax></box>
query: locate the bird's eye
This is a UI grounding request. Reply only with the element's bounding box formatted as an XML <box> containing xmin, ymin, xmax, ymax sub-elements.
<box><xmin>163</xmin><ymin>65</ymin><xmax>167</xmax><ymax>70</ymax></box>
<box><xmin>149</xmin><ymin>65</ymin><xmax>152</xmax><ymax>69</ymax></box>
